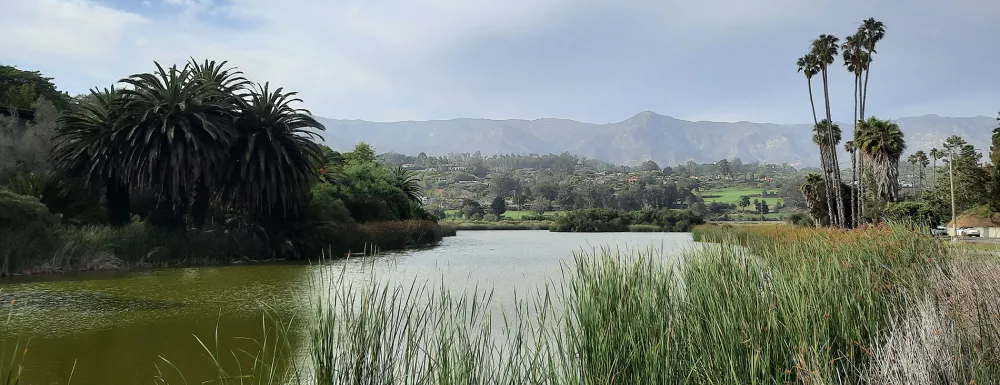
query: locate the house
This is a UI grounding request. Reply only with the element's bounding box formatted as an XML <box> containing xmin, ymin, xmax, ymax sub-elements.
<box><xmin>946</xmin><ymin>212</ymin><xmax>1000</xmax><ymax>238</ymax></box>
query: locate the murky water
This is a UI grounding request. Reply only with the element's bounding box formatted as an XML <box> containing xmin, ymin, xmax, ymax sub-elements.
<box><xmin>3</xmin><ymin>230</ymin><xmax>693</xmax><ymax>384</ymax></box>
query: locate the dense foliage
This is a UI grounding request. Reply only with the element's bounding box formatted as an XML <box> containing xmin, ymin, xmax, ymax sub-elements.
<box><xmin>0</xmin><ymin>60</ymin><xmax>447</xmax><ymax>274</ymax></box>
<box><xmin>551</xmin><ymin>208</ymin><xmax>704</xmax><ymax>232</ymax></box>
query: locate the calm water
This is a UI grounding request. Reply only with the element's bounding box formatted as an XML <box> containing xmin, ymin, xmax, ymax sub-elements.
<box><xmin>3</xmin><ymin>230</ymin><xmax>694</xmax><ymax>385</ymax></box>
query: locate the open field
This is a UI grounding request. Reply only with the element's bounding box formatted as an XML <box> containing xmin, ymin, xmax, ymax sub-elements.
<box><xmin>699</xmin><ymin>187</ymin><xmax>784</xmax><ymax>205</ymax></box>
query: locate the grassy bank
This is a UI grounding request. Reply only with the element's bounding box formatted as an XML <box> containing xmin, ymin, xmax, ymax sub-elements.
<box><xmin>0</xmin><ymin>219</ymin><xmax>454</xmax><ymax>276</ymax></box>
<box><xmin>16</xmin><ymin>223</ymin><xmax>1000</xmax><ymax>383</ymax></box>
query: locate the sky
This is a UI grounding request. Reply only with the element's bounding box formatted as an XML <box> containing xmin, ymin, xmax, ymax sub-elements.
<box><xmin>1</xmin><ymin>0</ymin><xmax>998</xmax><ymax>124</ymax></box>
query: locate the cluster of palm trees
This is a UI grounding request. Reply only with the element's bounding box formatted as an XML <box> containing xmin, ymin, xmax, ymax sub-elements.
<box><xmin>906</xmin><ymin>150</ymin><xmax>930</xmax><ymax>191</ymax></box>
<box><xmin>796</xmin><ymin>18</ymin><xmax>907</xmax><ymax>228</ymax></box>
<box><xmin>53</xmin><ymin>59</ymin><xmax>326</xmax><ymax>230</ymax></box>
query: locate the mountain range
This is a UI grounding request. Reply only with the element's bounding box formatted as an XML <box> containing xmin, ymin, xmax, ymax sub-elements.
<box><xmin>315</xmin><ymin>112</ymin><xmax>997</xmax><ymax>167</ymax></box>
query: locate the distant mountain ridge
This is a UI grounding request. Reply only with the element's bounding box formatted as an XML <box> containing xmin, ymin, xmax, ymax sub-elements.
<box><xmin>315</xmin><ymin>112</ymin><xmax>997</xmax><ymax>167</ymax></box>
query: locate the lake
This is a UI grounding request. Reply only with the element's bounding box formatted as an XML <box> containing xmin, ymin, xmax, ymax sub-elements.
<box><xmin>3</xmin><ymin>230</ymin><xmax>694</xmax><ymax>384</ymax></box>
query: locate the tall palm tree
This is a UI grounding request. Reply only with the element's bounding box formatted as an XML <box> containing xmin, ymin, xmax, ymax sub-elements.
<box><xmin>842</xmin><ymin>32</ymin><xmax>868</xmax><ymax>226</ymax></box>
<box><xmin>857</xmin><ymin>18</ymin><xmax>886</xmax><ymax>120</ymax></box>
<box><xmin>53</xmin><ymin>86</ymin><xmax>132</xmax><ymax>226</ymax></box>
<box><xmin>916</xmin><ymin>150</ymin><xmax>929</xmax><ymax>191</ymax></box>
<box><xmin>186</xmin><ymin>59</ymin><xmax>251</xmax><ymax>227</ymax></box>
<box><xmin>117</xmin><ymin>62</ymin><xmax>237</xmax><ymax>229</ymax></box>
<box><xmin>813</xmin><ymin>119</ymin><xmax>842</xmax><ymax>226</ymax></box>
<box><xmin>796</xmin><ymin>54</ymin><xmax>821</xmax><ymax>126</ymax></box>
<box><xmin>930</xmin><ymin>147</ymin><xmax>944</xmax><ymax>185</ymax></box>
<box><xmin>223</xmin><ymin>82</ymin><xmax>325</xmax><ymax>218</ymax></box>
<box><xmin>907</xmin><ymin>153</ymin><xmax>919</xmax><ymax>191</ymax></box>
<box><xmin>844</xmin><ymin>140</ymin><xmax>858</xmax><ymax>227</ymax></box>
<box><xmin>856</xmin><ymin>117</ymin><xmax>906</xmax><ymax>203</ymax></box>
<box><xmin>811</xmin><ymin>34</ymin><xmax>845</xmax><ymax>227</ymax></box>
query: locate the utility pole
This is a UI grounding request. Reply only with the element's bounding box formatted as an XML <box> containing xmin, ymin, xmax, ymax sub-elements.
<box><xmin>949</xmin><ymin>148</ymin><xmax>957</xmax><ymax>242</ymax></box>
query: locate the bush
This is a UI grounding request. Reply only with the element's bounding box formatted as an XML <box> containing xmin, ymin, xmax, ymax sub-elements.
<box><xmin>0</xmin><ymin>188</ymin><xmax>59</xmax><ymax>228</ymax></box>
<box><xmin>627</xmin><ymin>224</ymin><xmax>661</xmax><ymax>232</ymax></box>
<box><xmin>551</xmin><ymin>208</ymin><xmax>704</xmax><ymax>233</ymax></box>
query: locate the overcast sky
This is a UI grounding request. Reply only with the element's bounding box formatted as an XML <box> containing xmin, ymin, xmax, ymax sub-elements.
<box><xmin>1</xmin><ymin>0</ymin><xmax>998</xmax><ymax>124</ymax></box>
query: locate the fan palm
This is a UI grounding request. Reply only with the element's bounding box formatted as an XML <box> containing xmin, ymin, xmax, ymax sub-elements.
<box><xmin>796</xmin><ymin>54</ymin><xmax>821</xmax><ymax>126</ymax></box>
<box><xmin>845</xmin><ymin>140</ymin><xmax>859</xmax><ymax>226</ymax></box>
<box><xmin>811</xmin><ymin>34</ymin><xmax>845</xmax><ymax>227</ymax></box>
<box><xmin>186</xmin><ymin>59</ymin><xmax>251</xmax><ymax>227</ymax></box>
<box><xmin>857</xmin><ymin>18</ymin><xmax>886</xmax><ymax>120</ymax></box>
<box><xmin>223</xmin><ymin>82</ymin><xmax>325</xmax><ymax>218</ymax></box>
<box><xmin>800</xmin><ymin>173</ymin><xmax>827</xmax><ymax>226</ymax></box>
<box><xmin>915</xmin><ymin>150</ymin><xmax>929</xmax><ymax>190</ymax></box>
<box><xmin>53</xmin><ymin>86</ymin><xmax>132</xmax><ymax>226</ymax></box>
<box><xmin>116</xmin><ymin>62</ymin><xmax>237</xmax><ymax>228</ymax></box>
<box><xmin>812</xmin><ymin>119</ymin><xmax>840</xmax><ymax>226</ymax></box>
<box><xmin>843</xmin><ymin>32</ymin><xmax>868</xmax><ymax>225</ymax></box>
<box><xmin>856</xmin><ymin>117</ymin><xmax>906</xmax><ymax>203</ymax></box>
<box><xmin>930</xmin><ymin>147</ymin><xmax>943</xmax><ymax>185</ymax></box>
<box><xmin>389</xmin><ymin>166</ymin><xmax>424</xmax><ymax>203</ymax></box>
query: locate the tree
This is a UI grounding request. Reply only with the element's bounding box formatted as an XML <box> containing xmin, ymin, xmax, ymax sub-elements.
<box><xmin>717</xmin><ymin>159</ymin><xmax>731</xmax><ymax>179</ymax></box>
<box><xmin>800</xmin><ymin>173</ymin><xmax>827</xmax><ymax>226</ymax></box>
<box><xmin>53</xmin><ymin>87</ymin><xmax>131</xmax><ymax>226</ymax></box>
<box><xmin>531</xmin><ymin>197</ymin><xmax>550</xmax><ymax>215</ymax></box>
<box><xmin>753</xmin><ymin>199</ymin><xmax>761</xmax><ymax>214</ymax></box>
<box><xmin>813</xmin><ymin>119</ymin><xmax>843</xmax><ymax>226</ymax></box>
<box><xmin>761</xmin><ymin>200</ymin><xmax>770</xmax><ymax>215</ymax></box>
<box><xmin>460</xmin><ymin>200</ymin><xmax>485</xmax><ymax>219</ymax></box>
<box><xmin>346</xmin><ymin>142</ymin><xmax>376</xmax><ymax>164</ymax></box>
<box><xmin>490</xmin><ymin>196</ymin><xmax>507</xmax><ymax>216</ymax></box>
<box><xmin>856</xmin><ymin>117</ymin><xmax>906</xmax><ymax>204</ymax></box>
<box><xmin>223</xmin><ymin>82</ymin><xmax>325</xmax><ymax>220</ymax></box>
<box><xmin>116</xmin><ymin>62</ymin><xmax>237</xmax><ymax>229</ymax></box>
<box><xmin>930</xmin><ymin>147</ymin><xmax>944</xmax><ymax>186</ymax></box>
<box><xmin>739</xmin><ymin>195</ymin><xmax>751</xmax><ymax>212</ymax></box>
<box><xmin>811</xmin><ymin>34</ymin><xmax>846</xmax><ymax>227</ymax></box>
<box><xmin>857</xmin><ymin>18</ymin><xmax>886</xmax><ymax>121</ymax></box>
<box><xmin>388</xmin><ymin>166</ymin><xmax>424</xmax><ymax>203</ymax></box>
<box><xmin>991</xmin><ymin>117</ymin><xmax>1000</xmax><ymax>211</ymax></box>
<box><xmin>0</xmin><ymin>65</ymin><xmax>72</xmax><ymax>111</ymax></box>
<box><xmin>916</xmin><ymin>150</ymin><xmax>929</xmax><ymax>191</ymax></box>
<box><xmin>796</xmin><ymin>54</ymin><xmax>821</xmax><ymax>126</ymax></box>
<box><xmin>844</xmin><ymin>140</ymin><xmax>859</xmax><ymax>226</ymax></box>
<box><xmin>640</xmin><ymin>160</ymin><xmax>660</xmax><ymax>172</ymax></box>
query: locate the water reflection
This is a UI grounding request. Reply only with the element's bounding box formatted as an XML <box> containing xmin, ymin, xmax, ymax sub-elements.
<box><xmin>3</xmin><ymin>230</ymin><xmax>693</xmax><ymax>384</ymax></box>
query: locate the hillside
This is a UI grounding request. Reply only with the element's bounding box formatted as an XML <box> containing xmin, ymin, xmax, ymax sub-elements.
<box><xmin>316</xmin><ymin>112</ymin><xmax>996</xmax><ymax>167</ymax></box>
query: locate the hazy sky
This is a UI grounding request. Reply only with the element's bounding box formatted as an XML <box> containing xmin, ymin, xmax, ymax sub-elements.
<box><xmin>1</xmin><ymin>0</ymin><xmax>998</xmax><ymax>124</ymax></box>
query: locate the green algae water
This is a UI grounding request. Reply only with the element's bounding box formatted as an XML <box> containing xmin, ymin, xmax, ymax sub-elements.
<box><xmin>3</xmin><ymin>231</ymin><xmax>693</xmax><ymax>384</ymax></box>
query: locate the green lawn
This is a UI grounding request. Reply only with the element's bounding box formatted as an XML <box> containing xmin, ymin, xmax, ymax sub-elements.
<box><xmin>699</xmin><ymin>187</ymin><xmax>784</xmax><ymax>206</ymax></box>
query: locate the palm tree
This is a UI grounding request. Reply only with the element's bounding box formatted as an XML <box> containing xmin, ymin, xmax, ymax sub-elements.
<box><xmin>844</xmin><ymin>140</ymin><xmax>858</xmax><ymax>226</ymax></box>
<box><xmin>800</xmin><ymin>173</ymin><xmax>827</xmax><ymax>227</ymax></box>
<box><xmin>813</xmin><ymin>119</ymin><xmax>841</xmax><ymax>226</ymax></box>
<box><xmin>796</xmin><ymin>54</ymin><xmax>821</xmax><ymax>126</ymax></box>
<box><xmin>389</xmin><ymin>166</ymin><xmax>424</xmax><ymax>203</ymax></box>
<box><xmin>857</xmin><ymin>18</ymin><xmax>886</xmax><ymax>120</ymax></box>
<box><xmin>915</xmin><ymin>150</ymin><xmax>929</xmax><ymax>191</ymax></box>
<box><xmin>907</xmin><ymin>153</ymin><xmax>919</xmax><ymax>191</ymax></box>
<box><xmin>856</xmin><ymin>117</ymin><xmax>906</xmax><ymax>203</ymax></box>
<box><xmin>930</xmin><ymin>148</ymin><xmax>944</xmax><ymax>185</ymax></box>
<box><xmin>116</xmin><ymin>62</ymin><xmax>238</xmax><ymax>229</ymax></box>
<box><xmin>53</xmin><ymin>86</ymin><xmax>132</xmax><ymax>226</ymax></box>
<box><xmin>811</xmin><ymin>34</ymin><xmax>845</xmax><ymax>227</ymax></box>
<box><xmin>842</xmin><ymin>32</ymin><xmax>868</xmax><ymax>226</ymax></box>
<box><xmin>223</xmin><ymin>82</ymin><xmax>325</xmax><ymax>218</ymax></box>
<box><xmin>187</xmin><ymin>59</ymin><xmax>251</xmax><ymax>227</ymax></box>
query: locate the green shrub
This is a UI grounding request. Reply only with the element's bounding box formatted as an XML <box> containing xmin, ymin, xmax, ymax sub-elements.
<box><xmin>552</xmin><ymin>208</ymin><xmax>703</xmax><ymax>232</ymax></box>
<box><xmin>0</xmin><ymin>188</ymin><xmax>59</xmax><ymax>229</ymax></box>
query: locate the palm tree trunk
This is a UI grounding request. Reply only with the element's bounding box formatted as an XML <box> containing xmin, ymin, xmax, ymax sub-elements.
<box><xmin>808</xmin><ymin>79</ymin><xmax>819</xmax><ymax>126</ymax></box>
<box><xmin>106</xmin><ymin>176</ymin><xmax>131</xmax><ymax>227</ymax></box>
<box><xmin>821</xmin><ymin>67</ymin><xmax>845</xmax><ymax>227</ymax></box>
<box><xmin>191</xmin><ymin>178</ymin><xmax>212</xmax><ymax>228</ymax></box>
<box><xmin>851</xmin><ymin>150</ymin><xmax>857</xmax><ymax>228</ymax></box>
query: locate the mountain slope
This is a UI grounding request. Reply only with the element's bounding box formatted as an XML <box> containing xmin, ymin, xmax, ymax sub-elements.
<box><xmin>315</xmin><ymin>112</ymin><xmax>996</xmax><ymax>167</ymax></box>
